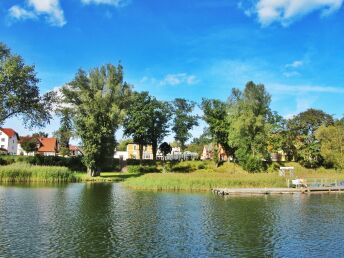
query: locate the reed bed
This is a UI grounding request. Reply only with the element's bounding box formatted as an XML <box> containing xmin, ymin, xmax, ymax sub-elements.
<box><xmin>0</xmin><ymin>163</ymin><xmax>77</xmax><ymax>183</ymax></box>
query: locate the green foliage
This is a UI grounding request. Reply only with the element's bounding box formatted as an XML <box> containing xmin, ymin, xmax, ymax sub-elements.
<box><xmin>62</xmin><ymin>64</ymin><xmax>131</xmax><ymax>176</ymax></box>
<box><xmin>127</xmin><ymin>165</ymin><xmax>160</xmax><ymax>173</ymax></box>
<box><xmin>287</xmin><ymin>108</ymin><xmax>334</xmax><ymax>168</ymax></box>
<box><xmin>0</xmin><ymin>42</ymin><xmax>54</xmax><ymax>127</ymax></box>
<box><xmin>123</xmin><ymin>92</ymin><xmax>172</xmax><ymax>161</ymax></box>
<box><xmin>315</xmin><ymin>123</ymin><xmax>344</xmax><ymax>169</ymax></box>
<box><xmin>172</xmin><ymin>98</ymin><xmax>199</xmax><ymax>151</ymax></box>
<box><xmin>117</xmin><ymin>138</ymin><xmax>132</xmax><ymax>151</ymax></box>
<box><xmin>54</xmin><ymin>107</ymin><xmax>74</xmax><ymax>154</ymax></box>
<box><xmin>201</xmin><ymin>99</ymin><xmax>233</xmax><ymax>157</ymax></box>
<box><xmin>159</xmin><ymin>142</ymin><xmax>172</xmax><ymax>158</ymax></box>
<box><xmin>227</xmin><ymin>82</ymin><xmax>272</xmax><ymax>172</ymax></box>
<box><xmin>20</xmin><ymin>138</ymin><xmax>38</xmax><ymax>153</ymax></box>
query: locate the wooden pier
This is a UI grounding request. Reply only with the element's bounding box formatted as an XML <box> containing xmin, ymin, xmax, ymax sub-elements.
<box><xmin>212</xmin><ymin>186</ymin><xmax>344</xmax><ymax>196</ymax></box>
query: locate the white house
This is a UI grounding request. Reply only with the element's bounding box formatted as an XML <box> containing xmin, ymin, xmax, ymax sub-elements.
<box><xmin>0</xmin><ymin>128</ymin><xmax>19</xmax><ymax>155</ymax></box>
<box><xmin>114</xmin><ymin>150</ymin><xmax>128</xmax><ymax>160</ymax></box>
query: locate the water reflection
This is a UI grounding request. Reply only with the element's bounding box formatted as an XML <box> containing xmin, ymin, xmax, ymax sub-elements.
<box><xmin>1</xmin><ymin>184</ymin><xmax>344</xmax><ymax>257</ymax></box>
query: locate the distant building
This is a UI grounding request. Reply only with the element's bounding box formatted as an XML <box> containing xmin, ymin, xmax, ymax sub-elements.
<box><xmin>114</xmin><ymin>150</ymin><xmax>128</xmax><ymax>160</ymax></box>
<box><xmin>17</xmin><ymin>136</ymin><xmax>58</xmax><ymax>156</ymax></box>
<box><xmin>201</xmin><ymin>143</ymin><xmax>229</xmax><ymax>161</ymax></box>
<box><xmin>69</xmin><ymin>145</ymin><xmax>83</xmax><ymax>156</ymax></box>
<box><xmin>37</xmin><ymin>138</ymin><xmax>58</xmax><ymax>156</ymax></box>
<box><xmin>0</xmin><ymin>128</ymin><xmax>19</xmax><ymax>155</ymax></box>
<box><xmin>127</xmin><ymin>143</ymin><xmax>153</xmax><ymax>160</ymax></box>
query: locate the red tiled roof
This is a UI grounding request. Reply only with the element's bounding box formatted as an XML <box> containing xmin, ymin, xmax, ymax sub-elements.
<box><xmin>37</xmin><ymin>138</ymin><xmax>57</xmax><ymax>153</ymax></box>
<box><xmin>1</xmin><ymin>128</ymin><xmax>18</xmax><ymax>138</ymax></box>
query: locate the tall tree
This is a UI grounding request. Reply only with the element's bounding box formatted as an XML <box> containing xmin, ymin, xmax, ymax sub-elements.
<box><xmin>287</xmin><ymin>108</ymin><xmax>334</xmax><ymax>168</ymax></box>
<box><xmin>147</xmin><ymin>99</ymin><xmax>172</xmax><ymax>160</ymax></box>
<box><xmin>201</xmin><ymin>98</ymin><xmax>233</xmax><ymax>159</ymax></box>
<box><xmin>227</xmin><ymin>82</ymin><xmax>272</xmax><ymax>172</ymax></box>
<box><xmin>171</xmin><ymin>98</ymin><xmax>199</xmax><ymax>151</ymax></box>
<box><xmin>123</xmin><ymin>92</ymin><xmax>171</xmax><ymax>161</ymax></box>
<box><xmin>62</xmin><ymin>64</ymin><xmax>131</xmax><ymax>176</ymax></box>
<box><xmin>315</xmin><ymin>121</ymin><xmax>344</xmax><ymax>169</ymax></box>
<box><xmin>123</xmin><ymin>92</ymin><xmax>152</xmax><ymax>163</ymax></box>
<box><xmin>54</xmin><ymin>108</ymin><xmax>74</xmax><ymax>156</ymax></box>
<box><xmin>0</xmin><ymin>43</ymin><xmax>54</xmax><ymax>127</ymax></box>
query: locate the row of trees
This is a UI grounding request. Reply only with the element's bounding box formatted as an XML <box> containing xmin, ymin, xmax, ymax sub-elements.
<box><xmin>202</xmin><ymin>82</ymin><xmax>344</xmax><ymax>171</ymax></box>
<box><xmin>60</xmin><ymin>66</ymin><xmax>199</xmax><ymax>175</ymax></box>
<box><xmin>1</xmin><ymin>42</ymin><xmax>343</xmax><ymax>175</ymax></box>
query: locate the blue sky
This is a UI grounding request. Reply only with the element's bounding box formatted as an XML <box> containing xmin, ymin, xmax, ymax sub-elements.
<box><xmin>1</xmin><ymin>0</ymin><xmax>344</xmax><ymax>142</ymax></box>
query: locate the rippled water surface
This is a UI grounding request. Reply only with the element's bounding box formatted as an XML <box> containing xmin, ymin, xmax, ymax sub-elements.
<box><xmin>1</xmin><ymin>183</ymin><xmax>344</xmax><ymax>257</ymax></box>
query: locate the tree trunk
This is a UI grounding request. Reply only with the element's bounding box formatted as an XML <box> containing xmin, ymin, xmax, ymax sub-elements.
<box><xmin>152</xmin><ymin>141</ymin><xmax>157</xmax><ymax>161</ymax></box>
<box><xmin>87</xmin><ymin>167</ymin><xmax>100</xmax><ymax>177</ymax></box>
<box><xmin>139</xmin><ymin>143</ymin><xmax>143</xmax><ymax>165</ymax></box>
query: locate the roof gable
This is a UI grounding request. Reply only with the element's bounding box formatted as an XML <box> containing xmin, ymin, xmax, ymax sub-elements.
<box><xmin>0</xmin><ymin>128</ymin><xmax>19</xmax><ymax>139</ymax></box>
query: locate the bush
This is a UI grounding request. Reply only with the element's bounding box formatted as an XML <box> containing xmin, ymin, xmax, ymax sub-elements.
<box><xmin>127</xmin><ymin>165</ymin><xmax>160</xmax><ymax>173</ymax></box>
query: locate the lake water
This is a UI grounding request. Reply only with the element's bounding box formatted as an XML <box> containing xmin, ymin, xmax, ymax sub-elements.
<box><xmin>1</xmin><ymin>183</ymin><xmax>344</xmax><ymax>257</ymax></box>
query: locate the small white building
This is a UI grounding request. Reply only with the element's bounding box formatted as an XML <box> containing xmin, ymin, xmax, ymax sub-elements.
<box><xmin>0</xmin><ymin>128</ymin><xmax>19</xmax><ymax>155</ymax></box>
<box><xmin>114</xmin><ymin>150</ymin><xmax>128</xmax><ymax>160</ymax></box>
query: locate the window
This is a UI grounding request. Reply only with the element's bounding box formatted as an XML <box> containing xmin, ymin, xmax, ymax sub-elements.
<box><xmin>1</xmin><ymin>145</ymin><xmax>4</xmax><ymax>148</ymax></box>
<box><xmin>133</xmin><ymin>145</ymin><xmax>136</xmax><ymax>150</ymax></box>
<box><xmin>1</xmin><ymin>138</ymin><xmax>5</xmax><ymax>142</ymax></box>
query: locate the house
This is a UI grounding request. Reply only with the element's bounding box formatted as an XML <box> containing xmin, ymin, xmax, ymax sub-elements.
<box><xmin>17</xmin><ymin>136</ymin><xmax>58</xmax><ymax>156</ymax></box>
<box><xmin>17</xmin><ymin>136</ymin><xmax>39</xmax><ymax>156</ymax></box>
<box><xmin>37</xmin><ymin>138</ymin><xmax>58</xmax><ymax>156</ymax></box>
<box><xmin>201</xmin><ymin>143</ymin><xmax>229</xmax><ymax>161</ymax></box>
<box><xmin>69</xmin><ymin>145</ymin><xmax>83</xmax><ymax>156</ymax></box>
<box><xmin>0</xmin><ymin>128</ymin><xmax>19</xmax><ymax>155</ymax></box>
<box><xmin>127</xmin><ymin>143</ymin><xmax>153</xmax><ymax>160</ymax></box>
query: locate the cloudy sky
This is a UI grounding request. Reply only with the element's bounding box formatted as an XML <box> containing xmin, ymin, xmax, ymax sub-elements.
<box><xmin>1</xmin><ymin>0</ymin><xmax>344</xmax><ymax>140</ymax></box>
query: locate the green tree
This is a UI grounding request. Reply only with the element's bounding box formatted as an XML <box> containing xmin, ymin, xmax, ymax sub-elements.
<box><xmin>187</xmin><ymin>128</ymin><xmax>212</xmax><ymax>155</ymax></box>
<box><xmin>201</xmin><ymin>99</ymin><xmax>233</xmax><ymax>158</ymax></box>
<box><xmin>54</xmin><ymin>108</ymin><xmax>74</xmax><ymax>156</ymax></box>
<box><xmin>123</xmin><ymin>92</ymin><xmax>152</xmax><ymax>163</ymax></box>
<box><xmin>227</xmin><ymin>82</ymin><xmax>272</xmax><ymax>172</ymax></box>
<box><xmin>124</xmin><ymin>92</ymin><xmax>172</xmax><ymax>161</ymax></box>
<box><xmin>147</xmin><ymin>99</ymin><xmax>172</xmax><ymax>160</ymax></box>
<box><xmin>159</xmin><ymin>142</ymin><xmax>172</xmax><ymax>161</ymax></box>
<box><xmin>287</xmin><ymin>108</ymin><xmax>334</xmax><ymax>168</ymax></box>
<box><xmin>62</xmin><ymin>64</ymin><xmax>131</xmax><ymax>176</ymax></box>
<box><xmin>21</xmin><ymin>138</ymin><xmax>38</xmax><ymax>153</ymax></box>
<box><xmin>32</xmin><ymin>132</ymin><xmax>49</xmax><ymax>138</ymax></box>
<box><xmin>315</xmin><ymin>123</ymin><xmax>344</xmax><ymax>169</ymax></box>
<box><xmin>171</xmin><ymin>98</ymin><xmax>199</xmax><ymax>151</ymax></box>
<box><xmin>117</xmin><ymin>139</ymin><xmax>133</xmax><ymax>151</ymax></box>
<box><xmin>0</xmin><ymin>43</ymin><xmax>54</xmax><ymax>127</ymax></box>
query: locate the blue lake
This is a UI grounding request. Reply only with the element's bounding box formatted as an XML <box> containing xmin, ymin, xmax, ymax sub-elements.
<box><xmin>1</xmin><ymin>183</ymin><xmax>344</xmax><ymax>257</ymax></box>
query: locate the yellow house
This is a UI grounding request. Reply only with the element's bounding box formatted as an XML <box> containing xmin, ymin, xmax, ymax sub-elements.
<box><xmin>127</xmin><ymin>143</ymin><xmax>153</xmax><ymax>160</ymax></box>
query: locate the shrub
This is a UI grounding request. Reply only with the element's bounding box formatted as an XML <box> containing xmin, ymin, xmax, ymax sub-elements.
<box><xmin>127</xmin><ymin>165</ymin><xmax>160</xmax><ymax>173</ymax></box>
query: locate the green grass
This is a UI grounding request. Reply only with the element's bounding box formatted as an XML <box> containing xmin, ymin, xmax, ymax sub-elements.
<box><xmin>122</xmin><ymin>161</ymin><xmax>344</xmax><ymax>191</ymax></box>
<box><xmin>0</xmin><ymin>163</ymin><xmax>78</xmax><ymax>183</ymax></box>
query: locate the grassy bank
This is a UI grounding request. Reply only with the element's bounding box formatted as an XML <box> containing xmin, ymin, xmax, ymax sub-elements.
<box><xmin>123</xmin><ymin>162</ymin><xmax>344</xmax><ymax>191</ymax></box>
<box><xmin>0</xmin><ymin>163</ymin><xmax>78</xmax><ymax>183</ymax></box>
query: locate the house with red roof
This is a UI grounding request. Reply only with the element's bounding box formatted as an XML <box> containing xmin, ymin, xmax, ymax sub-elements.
<box><xmin>0</xmin><ymin>128</ymin><xmax>20</xmax><ymax>155</ymax></box>
<box><xmin>17</xmin><ymin>136</ymin><xmax>58</xmax><ymax>156</ymax></box>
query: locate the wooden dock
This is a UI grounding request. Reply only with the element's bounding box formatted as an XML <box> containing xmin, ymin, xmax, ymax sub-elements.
<box><xmin>212</xmin><ymin>186</ymin><xmax>344</xmax><ymax>196</ymax></box>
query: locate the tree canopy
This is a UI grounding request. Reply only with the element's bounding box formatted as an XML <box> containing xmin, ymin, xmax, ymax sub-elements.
<box><xmin>62</xmin><ymin>64</ymin><xmax>131</xmax><ymax>176</ymax></box>
<box><xmin>171</xmin><ymin>98</ymin><xmax>199</xmax><ymax>151</ymax></box>
<box><xmin>0</xmin><ymin>43</ymin><xmax>54</xmax><ymax>127</ymax></box>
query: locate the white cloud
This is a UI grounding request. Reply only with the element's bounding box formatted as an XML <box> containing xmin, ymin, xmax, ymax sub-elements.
<box><xmin>160</xmin><ymin>73</ymin><xmax>199</xmax><ymax>86</ymax></box>
<box><xmin>245</xmin><ymin>0</ymin><xmax>343</xmax><ymax>26</ymax></box>
<box><xmin>8</xmin><ymin>0</ymin><xmax>66</xmax><ymax>27</ymax></box>
<box><xmin>8</xmin><ymin>5</ymin><xmax>37</xmax><ymax>20</ymax></box>
<box><xmin>81</xmin><ymin>0</ymin><xmax>128</xmax><ymax>6</ymax></box>
<box><xmin>285</xmin><ymin>60</ymin><xmax>303</xmax><ymax>68</ymax></box>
